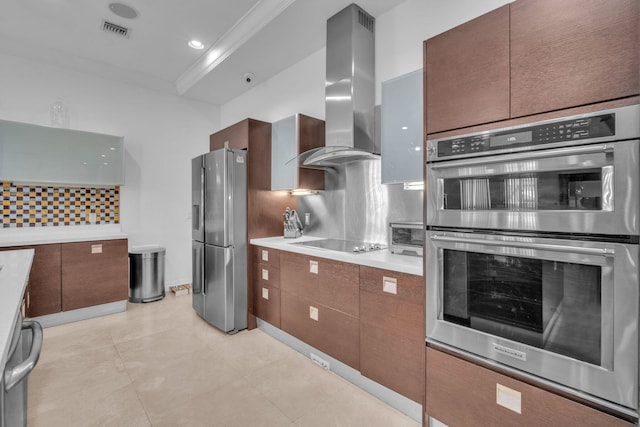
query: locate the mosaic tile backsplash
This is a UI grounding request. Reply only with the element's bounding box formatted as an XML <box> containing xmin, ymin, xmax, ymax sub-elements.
<box><xmin>1</xmin><ymin>182</ymin><xmax>120</xmax><ymax>228</ymax></box>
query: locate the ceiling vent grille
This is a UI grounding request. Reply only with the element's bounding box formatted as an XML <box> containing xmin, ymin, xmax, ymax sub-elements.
<box><xmin>358</xmin><ymin>10</ymin><xmax>374</xmax><ymax>33</ymax></box>
<box><xmin>102</xmin><ymin>20</ymin><xmax>129</xmax><ymax>38</ymax></box>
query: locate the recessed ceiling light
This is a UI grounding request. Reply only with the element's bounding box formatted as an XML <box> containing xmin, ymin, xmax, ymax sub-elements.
<box><xmin>108</xmin><ymin>2</ymin><xmax>139</xmax><ymax>20</ymax></box>
<box><xmin>188</xmin><ymin>40</ymin><xmax>205</xmax><ymax>50</ymax></box>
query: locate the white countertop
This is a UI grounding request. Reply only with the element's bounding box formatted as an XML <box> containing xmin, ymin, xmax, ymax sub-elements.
<box><xmin>250</xmin><ymin>236</ymin><xmax>423</xmax><ymax>276</ymax></box>
<box><xmin>0</xmin><ymin>225</ymin><xmax>127</xmax><ymax>247</ymax></box>
<box><xmin>0</xmin><ymin>249</ymin><xmax>34</xmax><ymax>370</ymax></box>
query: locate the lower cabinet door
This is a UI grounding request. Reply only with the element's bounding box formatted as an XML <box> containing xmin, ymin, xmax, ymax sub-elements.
<box><xmin>360</xmin><ymin>324</ymin><xmax>424</xmax><ymax>403</ymax></box>
<box><xmin>281</xmin><ymin>290</ymin><xmax>359</xmax><ymax>370</ymax></box>
<box><xmin>254</xmin><ymin>281</ymin><xmax>281</xmax><ymax>328</ymax></box>
<box><xmin>61</xmin><ymin>239</ymin><xmax>128</xmax><ymax>311</ymax></box>
<box><xmin>426</xmin><ymin>347</ymin><xmax>634</xmax><ymax>427</ymax></box>
<box><xmin>1</xmin><ymin>244</ymin><xmax>62</xmax><ymax>317</ymax></box>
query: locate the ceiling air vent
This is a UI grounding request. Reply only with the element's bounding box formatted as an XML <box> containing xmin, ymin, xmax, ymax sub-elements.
<box><xmin>358</xmin><ymin>10</ymin><xmax>374</xmax><ymax>33</ymax></box>
<box><xmin>102</xmin><ymin>20</ymin><xmax>129</xmax><ymax>38</ymax></box>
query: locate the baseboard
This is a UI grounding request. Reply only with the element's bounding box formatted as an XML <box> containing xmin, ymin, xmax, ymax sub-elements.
<box><xmin>29</xmin><ymin>300</ymin><xmax>127</xmax><ymax>328</ymax></box>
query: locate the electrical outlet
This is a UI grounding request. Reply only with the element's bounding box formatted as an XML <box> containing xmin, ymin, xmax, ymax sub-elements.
<box><xmin>310</xmin><ymin>353</ymin><xmax>330</xmax><ymax>370</ymax></box>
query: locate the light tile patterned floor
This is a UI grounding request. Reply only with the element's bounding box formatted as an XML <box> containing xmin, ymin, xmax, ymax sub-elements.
<box><xmin>28</xmin><ymin>295</ymin><xmax>421</xmax><ymax>426</ymax></box>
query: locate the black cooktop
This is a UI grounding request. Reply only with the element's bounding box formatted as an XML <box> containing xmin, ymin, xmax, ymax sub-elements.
<box><xmin>291</xmin><ymin>238</ymin><xmax>385</xmax><ymax>254</ymax></box>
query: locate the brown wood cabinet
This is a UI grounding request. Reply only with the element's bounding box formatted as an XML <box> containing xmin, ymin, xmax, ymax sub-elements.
<box><xmin>280</xmin><ymin>251</ymin><xmax>360</xmax><ymax>369</ymax></box>
<box><xmin>425</xmin><ymin>347</ymin><xmax>634</xmax><ymax>427</ymax></box>
<box><xmin>359</xmin><ymin>267</ymin><xmax>424</xmax><ymax>403</ymax></box>
<box><xmin>210</xmin><ymin>119</ymin><xmax>297</xmax><ymax>329</ymax></box>
<box><xmin>252</xmin><ymin>245</ymin><xmax>281</xmax><ymax>327</ymax></box>
<box><xmin>281</xmin><ymin>290</ymin><xmax>359</xmax><ymax>370</ymax></box>
<box><xmin>1</xmin><ymin>244</ymin><xmax>61</xmax><ymax>317</ymax></box>
<box><xmin>61</xmin><ymin>239</ymin><xmax>128</xmax><ymax>311</ymax></box>
<box><xmin>424</xmin><ymin>5</ymin><xmax>510</xmax><ymax>134</ymax></box>
<box><xmin>280</xmin><ymin>252</ymin><xmax>359</xmax><ymax>317</ymax></box>
<box><xmin>510</xmin><ymin>0</ymin><xmax>640</xmax><ymax>118</ymax></box>
<box><xmin>425</xmin><ymin>0</ymin><xmax>640</xmax><ymax>134</ymax></box>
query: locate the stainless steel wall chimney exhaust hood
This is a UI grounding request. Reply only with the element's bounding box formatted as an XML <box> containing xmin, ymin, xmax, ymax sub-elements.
<box><xmin>295</xmin><ymin>3</ymin><xmax>377</xmax><ymax>169</ymax></box>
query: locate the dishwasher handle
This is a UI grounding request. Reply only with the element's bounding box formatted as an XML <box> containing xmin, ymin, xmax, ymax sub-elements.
<box><xmin>4</xmin><ymin>320</ymin><xmax>43</xmax><ymax>392</ymax></box>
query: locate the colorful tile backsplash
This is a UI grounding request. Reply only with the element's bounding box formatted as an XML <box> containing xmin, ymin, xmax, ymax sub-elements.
<box><xmin>1</xmin><ymin>182</ymin><xmax>120</xmax><ymax>228</ymax></box>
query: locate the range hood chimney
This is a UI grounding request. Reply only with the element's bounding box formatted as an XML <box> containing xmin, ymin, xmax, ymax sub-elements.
<box><xmin>297</xmin><ymin>3</ymin><xmax>377</xmax><ymax>169</ymax></box>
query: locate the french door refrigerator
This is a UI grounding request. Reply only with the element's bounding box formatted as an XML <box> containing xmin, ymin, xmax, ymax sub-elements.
<box><xmin>192</xmin><ymin>148</ymin><xmax>247</xmax><ymax>333</ymax></box>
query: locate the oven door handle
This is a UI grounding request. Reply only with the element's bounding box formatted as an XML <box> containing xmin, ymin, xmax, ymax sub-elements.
<box><xmin>429</xmin><ymin>143</ymin><xmax>614</xmax><ymax>169</ymax></box>
<box><xmin>431</xmin><ymin>235</ymin><xmax>616</xmax><ymax>257</ymax></box>
<box><xmin>4</xmin><ymin>320</ymin><xmax>43</xmax><ymax>392</ymax></box>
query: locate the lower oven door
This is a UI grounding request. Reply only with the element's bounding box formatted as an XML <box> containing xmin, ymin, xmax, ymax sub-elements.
<box><xmin>426</xmin><ymin>229</ymin><xmax>638</xmax><ymax>414</ymax></box>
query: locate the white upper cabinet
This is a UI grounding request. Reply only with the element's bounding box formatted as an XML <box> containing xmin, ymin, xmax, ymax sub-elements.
<box><xmin>381</xmin><ymin>69</ymin><xmax>423</xmax><ymax>184</ymax></box>
<box><xmin>0</xmin><ymin>119</ymin><xmax>124</xmax><ymax>186</ymax></box>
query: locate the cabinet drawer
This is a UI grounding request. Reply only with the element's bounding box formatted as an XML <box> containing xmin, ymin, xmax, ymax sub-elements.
<box><xmin>426</xmin><ymin>347</ymin><xmax>633</xmax><ymax>427</ymax></box>
<box><xmin>361</xmin><ymin>325</ymin><xmax>424</xmax><ymax>403</ymax></box>
<box><xmin>281</xmin><ymin>253</ymin><xmax>359</xmax><ymax>317</ymax></box>
<box><xmin>61</xmin><ymin>239</ymin><xmax>128</xmax><ymax>311</ymax></box>
<box><xmin>281</xmin><ymin>290</ymin><xmax>359</xmax><ymax>370</ymax></box>
<box><xmin>360</xmin><ymin>267</ymin><xmax>423</xmax><ymax>340</ymax></box>
<box><xmin>254</xmin><ymin>282</ymin><xmax>280</xmax><ymax>328</ymax></box>
<box><xmin>253</xmin><ymin>245</ymin><xmax>281</xmax><ymax>268</ymax></box>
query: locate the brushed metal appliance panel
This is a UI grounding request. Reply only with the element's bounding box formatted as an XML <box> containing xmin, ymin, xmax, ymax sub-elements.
<box><xmin>297</xmin><ymin>159</ymin><xmax>422</xmax><ymax>244</ymax></box>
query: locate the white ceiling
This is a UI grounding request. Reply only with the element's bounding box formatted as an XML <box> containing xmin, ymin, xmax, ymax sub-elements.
<box><xmin>0</xmin><ymin>0</ymin><xmax>405</xmax><ymax>105</ymax></box>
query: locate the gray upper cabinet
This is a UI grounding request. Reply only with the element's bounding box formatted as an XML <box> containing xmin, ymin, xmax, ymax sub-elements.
<box><xmin>381</xmin><ymin>69</ymin><xmax>423</xmax><ymax>184</ymax></box>
<box><xmin>0</xmin><ymin>119</ymin><xmax>124</xmax><ymax>186</ymax></box>
<box><xmin>271</xmin><ymin>114</ymin><xmax>324</xmax><ymax>191</ymax></box>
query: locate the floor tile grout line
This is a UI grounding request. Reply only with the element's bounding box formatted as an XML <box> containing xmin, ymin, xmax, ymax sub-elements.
<box><xmin>112</xmin><ymin>328</ymin><xmax>154</xmax><ymax>426</ymax></box>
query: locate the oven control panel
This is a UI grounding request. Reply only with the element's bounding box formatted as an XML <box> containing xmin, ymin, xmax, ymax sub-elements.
<box><xmin>435</xmin><ymin>113</ymin><xmax>616</xmax><ymax>158</ymax></box>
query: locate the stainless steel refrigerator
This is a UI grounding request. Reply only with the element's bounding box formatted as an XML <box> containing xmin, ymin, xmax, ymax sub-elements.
<box><xmin>192</xmin><ymin>148</ymin><xmax>247</xmax><ymax>333</ymax></box>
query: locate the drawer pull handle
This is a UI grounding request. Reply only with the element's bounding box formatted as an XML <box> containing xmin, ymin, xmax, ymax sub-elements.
<box><xmin>309</xmin><ymin>260</ymin><xmax>319</xmax><ymax>274</ymax></box>
<box><xmin>496</xmin><ymin>384</ymin><xmax>521</xmax><ymax>414</ymax></box>
<box><xmin>262</xmin><ymin>287</ymin><xmax>269</xmax><ymax>300</ymax></box>
<box><xmin>262</xmin><ymin>268</ymin><xmax>269</xmax><ymax>281</ymax></box>
<box><xmin>262</xmin><ymin>249</ymin><xmax>269</xmax><ymax>262</ymax></box>
<box><xmin>383</xmin><ymin>276</ymin><xmax>397</xmax><ymax>295</ymax></box>
<box><xmin>309</xmin><ymin>305</ymin><xmax>319</xmax><ymax>321</ymax></box>
<box><xmin>91</xmin><ymin>244</ymin><xmax>103</xmax><ymax>254</ymax></box>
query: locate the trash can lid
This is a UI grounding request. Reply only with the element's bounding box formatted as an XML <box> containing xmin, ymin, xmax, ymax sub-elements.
<box><xmin>129</xmin><ymin>246</ymin><xmax>166</xmax><ymax>255</ymax></box>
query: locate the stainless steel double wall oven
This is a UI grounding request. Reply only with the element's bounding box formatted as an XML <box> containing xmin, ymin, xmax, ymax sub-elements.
<box><xmin>425</xmin><ymin>104</ymin><xmax>640</xmax><ymax>417</ymax></box>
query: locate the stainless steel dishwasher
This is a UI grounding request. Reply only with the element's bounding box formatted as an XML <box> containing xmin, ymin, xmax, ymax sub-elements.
<box><xmin>1</xmin><ymin>311</ymin><xmax>42</xmax><ymax>427</ymax></box>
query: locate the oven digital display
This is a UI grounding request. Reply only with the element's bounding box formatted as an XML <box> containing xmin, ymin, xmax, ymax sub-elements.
<box><xmin>490</xmin><ymin>131</ymin><xmax>533</xmax><ymax>147</ymax></box>
<box><xmin>436</xmin><ymin>113</ymin><xmax>616</xmax><ymax>158</ymax></box>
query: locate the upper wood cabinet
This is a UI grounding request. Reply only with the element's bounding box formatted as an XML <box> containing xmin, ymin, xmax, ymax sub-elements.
<box><xmin>425</xmin><ymin>5</ymin><xmax>510</xmax><ymax>134</ymax></box>
<box><xmin>510</xmin><ymin>0</ymin><xmax>640</xmax><ymax>117</ymax></box>
<box><xmin>425</xmin><ymin>0</ymin><xmax>640</xmax><ymax>134</ymax></box>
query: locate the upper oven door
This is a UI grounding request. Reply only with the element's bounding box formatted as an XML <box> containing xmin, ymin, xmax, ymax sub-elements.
<box><xmin>425</xmin><ymin>229</ymin><xmax>639</xmax><ymax>413</ymax></box>
<box><xmin>426</xmin><ymin>140</ymin><xmax>639</xmax><ymax>235</ymax></box>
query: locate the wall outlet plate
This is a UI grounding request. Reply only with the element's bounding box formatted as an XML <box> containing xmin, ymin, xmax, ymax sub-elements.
<box><xmin>310</xmin><ymin>353</ymin><xmax>330</xmax><ymax>370</ymax></box>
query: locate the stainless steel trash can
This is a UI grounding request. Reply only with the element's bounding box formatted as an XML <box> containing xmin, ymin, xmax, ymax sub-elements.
<box><xmin>129</xmin><ymin>247</ymin><xmax>165</xmax><ymax>303</ymax></box>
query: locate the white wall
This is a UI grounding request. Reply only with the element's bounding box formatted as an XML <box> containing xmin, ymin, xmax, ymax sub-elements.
<box><xmin>221</xmin><ymin>0</ymin><xmax>514</xmax><ymax>126</ymax></box>
<box><xmin>0</xmin><ymin>53</ymin><xmax>220</xmax><ymax>288</ymax></box>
